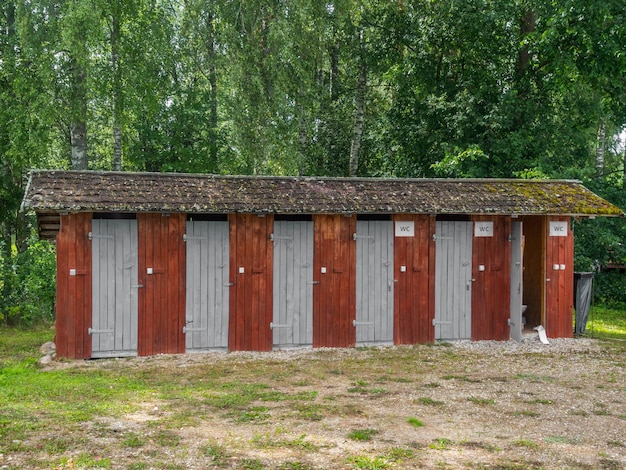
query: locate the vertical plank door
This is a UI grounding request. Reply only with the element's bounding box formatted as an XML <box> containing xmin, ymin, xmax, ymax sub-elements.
<box><xmin>55</xmin><ymin>212</ymin><xmax>93</xmax><ymax>359</ymax></box>
<box><xmin>228</xmin><ymin>214</ymin><xmax>274</xmax><ymax>351</ymax></box>
<box><xmin>509</xmin><ymin>221</ymin><xmax>524</xmax><ymax>342</ymax></box>
<box><xmin>393</xmin><ymin>215</ymin><xmax>435</xmax><ymax>344</ymax></box>
<box><xmin>137</xmin><ymin>213</ymin><xmax>186</xmax><ymax>356</ymax></box>
<box><xmin>355</xmin><ymin>220</ymin><xmax>394</xmax><ymax>345</ymax></box>
<box><xmin>185</xmin><ymin>220</ymin><xmax>230</xmax><ymax>351</ymax></box>
<box><xmin>471</xmin><ymin>216</ymin><xmax>511</xmax><ymax>341</ymax></box>
<box><xmin>90</xmin><ymin>219</ymin><xmax>138</xmax><ymax>358</ymax></box>
<box><xmin>313</xmin><ymin>215</ymin><xmax>356</xmax><ymax>348</ymax></box>
<box><xmin>545</xmin><ymin>217</ymin><xmax>574</xmax><ymax>338</ymax></box>
<box><xmin>272</xmin><ymin>220</ymin><xmax>314</xmax><ymax>348</ymax></box>
<box><xmin>434</xmin><ymin>221</ymin><xmax>473</xmax><ymax>340</ymax></box>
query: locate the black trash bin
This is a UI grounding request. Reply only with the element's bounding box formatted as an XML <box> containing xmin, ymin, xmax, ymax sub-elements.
<box><xmin>574</xmin><ymin>272</ymin><xmax>594</xmax><ymax>335</ymax></box>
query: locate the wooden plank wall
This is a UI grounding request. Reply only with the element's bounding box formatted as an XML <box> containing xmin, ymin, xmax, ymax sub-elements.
<box><xmin>272</xmin><ymin>220</ymin><xmax>314</xmax><ymax>347</ymax></box>
<box><xmin>55</xmin><ymin>212</ymin><xmax>92</xmax><ymax>359</ymax></box>
<box><xmin>137</xmin><ymin>213</ymin><xmax>186</xmax><ymax>356</ymax></box>
<box><xmin>313</xmin><ymin>215</ymin><xmax>356</xmax><ymax>348</ymax></box>
<box><xmin>355</xmin><ymin>220</ymin><xmax>394</xmax><ymax>344</ymax></box>
<box><xmin>393</xmin><ymin>215</ymin><xmax>435</xmax><ymax>344</ymax></box>
<box><xmin>520</xmin><ymin>216</ymin><xmax>545</xmax><ymax>328</ymax></box>
<box><xmin>185</xmin><ymin>220</ymin><xmax>230</xmax><ymax>350</ymax></box>
<box><xmin>228</xmin><ymin>214</ymin><xmax>274</xmax><ymax>351</ymax></box>
<box><xmin>472</xmin><ymin>216</ymin><xmax>511</xmax><ymax>341</ymax></box>
<box><xmin>545</xmin><ymin>216</ymin><xmax>574</xmax><ymax>338</ymax></box>
<box><xmin>434</xmin><ymin>221</ymin><xmax>473</xmax><ymax>340</ymax></box>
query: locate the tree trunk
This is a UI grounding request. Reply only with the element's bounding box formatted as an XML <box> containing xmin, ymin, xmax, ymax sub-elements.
<box><xmin>623</xmin><ymin>132</ymin><xmax>626</xmax><ymax>190</ymax></box>
<box><xmin>349</xmin><ymin>63</ymin><xmax>367</xmax><ymax>177</ymax></box>
<box><xmin>70</xmin><ymin>58</ymin><xmax>88</xmax><ymax>170</ymax></box>
<box><xmin>516</xmin><ymin>9</ymin><xmax>536</xmax><ymax>79</ymax></box>
<box><xmin>513</xmin><ymin>8</ymin><xmax>536</xmax><ymax>132</ymax></box>
<box><xmin>330</xmin><ymin>43</ymin><xmax>340</xmax><ymax>102</ymax></box>
<box><xmin>595</xmin><ymin>122</ymin><xmax>605</xmax><ymax>176</ymax></box>
<box><xmin>111</xmin><ymin>13</ymin><xmax>123</xmax><ymax>171</ymax></box>
<box><xmin>206</xmin><ymin>9</ymin><xmax>218</xmax><ymax>169</ymax></box>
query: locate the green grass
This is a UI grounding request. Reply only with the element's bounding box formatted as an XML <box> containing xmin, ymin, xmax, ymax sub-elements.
<box><xmin>467</xmin><ymin>396</ymin><xmax>495</xmax><ymax>406</ymax></box>
<box><xmin>417</xmin><ymin>397</ymin><xmax>444</xmax><ymax>407</ymax></box>
<box><xmin>347</xmin><ymin>455</ymin><xmax>391</xmax><ymax>469</ymax></box>
<box><xmin>406</xmin><ymin>417</ymin><xmax>425</xmax><ymax>428</ymax></box>
<box><xmin>348</xmin><ymin>429</ymin><xmax>379</xmax><ymax>442</ymax></box>
<box><xmin>0</xmin><ymin>327</ymin><xmax>153</xmax><ymax>454</ymax></box>
<box><xmin>584</xmin><ymin>305</ymin><xmax>626</xmax><ymax>340</ymax></box>
<box><xmin>1</xmin><ymin>306</ymin><xmax>625</xmax><ymax>468</ymax></box>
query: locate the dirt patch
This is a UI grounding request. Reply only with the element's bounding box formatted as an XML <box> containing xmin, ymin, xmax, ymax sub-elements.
<box><xmin>8</xmin><ymin>337</ymin><xmax>626</xmax><ymax>469</ymax></box>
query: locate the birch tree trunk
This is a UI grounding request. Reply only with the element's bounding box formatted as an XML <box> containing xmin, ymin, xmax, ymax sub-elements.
<box><xmin>623</xmin><ymin>132</ymin><xmax>626</xmax><ymax>190</ymax></box>
<box><xmin>70</xmin><ymin>57</ymin><xmax>88</xmax><ymax>170</ymax></box>
<box><xmin>595</xmin><ymin>121</ymin><xmax>606</xmax><ymax>176</ymax></box>
<box><xmin>111</xmin><ymin>12</ymin><xmax>123</xmax><ymax>171</ymax></box>
<box><xmin>349</xmin><ymin>63</ymin><xmax>367</xmax><ymax>177</ymax></box>
<box><xmin>206</xmin><ymin>9</ymin><xmax>218</xmax><ymax>169</ymax></box>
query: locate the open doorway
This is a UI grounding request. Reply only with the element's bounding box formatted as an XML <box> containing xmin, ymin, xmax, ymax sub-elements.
<box><xmin>520</xmin><ymin>216</ymin><xmax>545</xmax><ymax>332</ymax></box>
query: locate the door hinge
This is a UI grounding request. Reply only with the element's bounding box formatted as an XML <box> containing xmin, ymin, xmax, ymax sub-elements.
<box><xmin>88</xmin><ymin>232</ymin><xmax>114</xmax><ymax>241</ymax></box>
<box><xmin>88</xmin><ymin>328</ymin><xmax>113</xmax><ymax>335</ymax></box>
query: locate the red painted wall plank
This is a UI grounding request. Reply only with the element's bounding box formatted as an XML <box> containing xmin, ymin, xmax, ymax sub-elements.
<box><xmin>54</xmin><ymin>213</ymin><xmax>92</xmax><ymax>359</ymax></box>
<box><xmin>545</xmin><ymin>216</ymin><xmax>573</xmax><ymax>338</ymax></box>
<box><xmin>228</xmin><ymin>214</ymin><xmax>273</xmax><ymax>351</ymax></box>
<box><xmin>313</xmin><ymin>215</ymin><xmax>356</xmax><ymax>348</ymax></box>
<box><xmin>472</xmin><ymin>216</ymin><xmax>511</xmax><ymax>341</ymax></box>
<box><xmin>137</xmin><ymin>213</ymin><xmax>186</xmax><ymax>356</ymax></box>
<box><xmin>393</xmin><ymin>215</ymin><xmax>435</xmax><ymax>344</ymax></box>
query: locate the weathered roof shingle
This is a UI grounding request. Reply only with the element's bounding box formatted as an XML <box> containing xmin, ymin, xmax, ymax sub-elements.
<box><xmin>22</xmin><ymin>170</ymin><xmax>624</xmax><ymax>217</ymax></box>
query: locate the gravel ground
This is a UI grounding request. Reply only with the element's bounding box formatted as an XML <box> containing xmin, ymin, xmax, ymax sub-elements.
<box><xmin>6</xmin><ymin>335</ymin><xmax>626</xmax><ymax>469</ymax></box>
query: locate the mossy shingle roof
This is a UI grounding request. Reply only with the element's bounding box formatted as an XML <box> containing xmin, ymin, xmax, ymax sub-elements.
<box><xmin>22</xmin><ymin>170</ymin><xmax>624</xmax><ymax>217</ymax></box>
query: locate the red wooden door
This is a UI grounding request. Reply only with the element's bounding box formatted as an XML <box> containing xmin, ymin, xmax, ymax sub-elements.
<box><xmin>137</xmin><ymin>213</ymin><xmax>186</xmax><ymax>356</ymax></box>
<box><xmin>393</xmin><ymin>215</ymin><xmax>435</xmax><ymax>344</ymax></box>
<box><xmin>228</xmin><ymin>214</ymin><xmax>274</xmax><ymax>351</ymax></box>
<box><xmin>55</xmin><ymin>212</ymin><xmax>92</xmax><ymax>359</ymax></box>
<box><xmin>471</xmin><ymin>216</ymin><xmax>511</xmax><ymax>341</ymax></box>
<box><xmin>313</xmin><ymin>215</ymin><xmax>356</xmax><ymax>348</ymax></box>
<box><xmin>545</xmin><ymin>216</ymin><xmax>574</xmax><ymax>338</ymax></box>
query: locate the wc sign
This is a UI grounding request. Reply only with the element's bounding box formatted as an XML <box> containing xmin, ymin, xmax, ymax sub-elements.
<box><xmin>395</xmin><ymin>221</ymin><xmax>415</xmax><ymax>237</ymax></box>
<box><xmin>549</xmin><ymin>221</ymin><xmax>568</xmax><ymax>237</ymax></box>
<box><xmin>474</xmin><ymin>221</ymin><xmax>494</xmax><ymax>237</ymax></box>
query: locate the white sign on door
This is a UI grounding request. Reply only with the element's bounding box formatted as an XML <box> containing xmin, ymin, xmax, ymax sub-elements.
<box><xmin>474</xmin><ymin>221</ymin><xmax>494</xmax><ymax>237</ymax></box>
<box><xmin>549</xmin><ymin>221</ymin><xmax>568</xmax><ymax>237</ymax></box>
<box><xmin>395</xmin><ymin>221</ymin><xmax>415</xmax><ymax>237</ymax></box>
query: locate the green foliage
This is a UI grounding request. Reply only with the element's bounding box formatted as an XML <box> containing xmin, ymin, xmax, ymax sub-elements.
<box><xmin>2</xmin><ymin>0</ymin><xmax>625</xmax><ymax>307</ymax></box>
<box><xmin>593</xmin><ymin>272</ymin><xmax>626</xmax><ymax>307</ymax></box>
<box><xmin>0</xmin><ymin>234</ymin><xmax>56</xmax><ymax>326</ymax></box>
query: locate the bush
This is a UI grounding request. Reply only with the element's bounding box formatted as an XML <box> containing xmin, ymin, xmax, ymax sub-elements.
<box><xmin>0</xmin><ymin>234</ymin><xmax>56</xmax><ymax>326</ymax></box>
<box><xmin>593</xmin><ymin>270</ymin><xmax>626</xmax><ymax>308</ymax></box>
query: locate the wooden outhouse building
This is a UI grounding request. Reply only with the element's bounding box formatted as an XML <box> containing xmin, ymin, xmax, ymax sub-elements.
<box><xmin>22</xmin><ymin>170</ymin><xmax>624</xmax><ymax>359</ymax></box>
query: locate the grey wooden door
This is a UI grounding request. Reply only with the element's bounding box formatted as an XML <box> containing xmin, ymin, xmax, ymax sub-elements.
<box><xmin>355</xmin><ymin>220</ymin><xmax>394</xmax><ymax>344</ymax></box>
<box><xmin>185</xmin><ymin>221</ymin><xmax>230</xmax><ymax>351</ymax></box>
<box><xmin>509</xmin><ymin>221</ymin><xmax>524</xmax><ymax>342</ymax></box>
<box><xmin>91</xmin><ymin>219</ymin><xmax>139</xmax><ymax>358</ymax></box>
<box><xmin>434</xmin><ymin>221</ymin><xmax>473</xmax><ymax>340</ymax></box>
<box><xmin>272</xmin><ymin>220</ymin><xmax>314</xmax><ymax>348</ymax></box>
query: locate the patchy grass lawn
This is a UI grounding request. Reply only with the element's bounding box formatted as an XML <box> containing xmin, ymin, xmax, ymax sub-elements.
<box><xmin>584</xmin><ymin>304</ymin><xmax>626</xmax><ymax>340</ymax></box>
<box><xmin>0</xmin><ymin>317</ymin><xmax>625</xmax><ymax>469</ymax></box>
